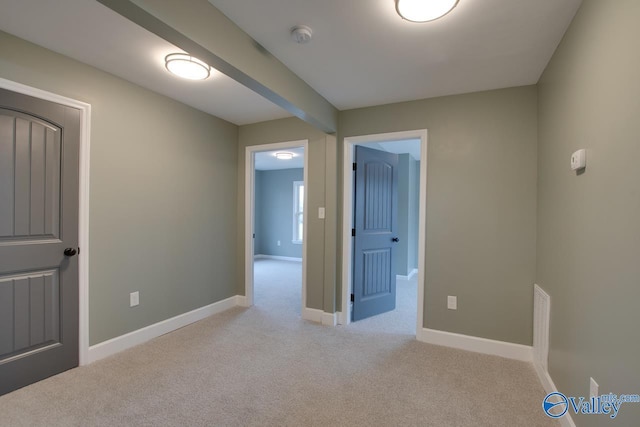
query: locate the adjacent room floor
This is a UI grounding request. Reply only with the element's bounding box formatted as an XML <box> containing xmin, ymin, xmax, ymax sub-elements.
<box><xmin>0</xmin><ymin>260</ymin><xmax>553</xmax><ymax>426</ymax></box>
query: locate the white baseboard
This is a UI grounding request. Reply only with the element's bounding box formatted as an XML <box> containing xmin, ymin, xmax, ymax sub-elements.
<box><xmin>235</xmin><ymin>295</ymin><xmax>250</xmax><ymax>307</ymax></box>
<box><xmin>338</xmin><ymin>311</ymin><xmax>347</xmax><ymax>325</ymax></box>
<box><xmin>533</xmin><ymin>362</ymin><xmax>576</xmax><ymax>427</ymax></box>
<box><xmin>322</xmin><ymin>311</ymin><xmax>339</xmax><ymax>326</ymax></box>
<box><xmin>302</xmin><ymin>307</ymin><xmax>338</xmax><ymax>326</ymax></box>
<box><xmin>302</xmin><ymin>307</ymin><xmax>323</xmax><ymax>323</ymax></box>
<box><xmin>254</xmin><ymin>254</ymin><xmax>302</xmax><ymax>262</ymax></box>
<box><xmin>417</xmin><ymin>328</ymin><xmax>533</xmax><ymax>362</ymax></box>
<box><xmin>88</xmin><ymin>296</ymin><xmax>238</xmax><ymax>364</ymax></box>
<box><xmin>397</xmin><ymin>269</ymin><xmax>418</xmax><ymax>281</ymax></box>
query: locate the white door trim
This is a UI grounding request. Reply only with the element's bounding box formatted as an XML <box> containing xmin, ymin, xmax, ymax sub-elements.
<box><xmin>341</xmin><ymin>129</ymin><xmax>427</xmax><ymax>337</ymax></box>
<box><xmin>244</xmin><ymin>140</ymin><xmax>309</xmax><ymax>315</ymax></box>
<box><xmin>0</xmin><ymin>77</ymin><xmax>92</xmax><ymax>366</ymax></box>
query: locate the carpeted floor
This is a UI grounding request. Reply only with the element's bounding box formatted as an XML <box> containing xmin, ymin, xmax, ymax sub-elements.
<box><xmin>0</xmin><ymin>259</ymin><xmax>554</xmax><ymax>426</ymax></box>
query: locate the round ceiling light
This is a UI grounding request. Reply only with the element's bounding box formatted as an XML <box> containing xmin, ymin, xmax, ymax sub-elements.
<box><xmin>395</xmin><ymin>0</ymin><xmax>459</xmax><ymax>23</ymax></box>
<box><xmin>275</xmin><ymin>152</ymin><xmax>294</xmax><ymax>160</ymax></box>
<box><xmin>165</xmin><ymin>53</ymin><xmax>211</xmax><ymax>80</ymax></box>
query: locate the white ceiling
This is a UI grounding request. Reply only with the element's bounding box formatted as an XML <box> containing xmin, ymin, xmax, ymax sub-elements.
<box><xmin>0</xmin><ymin>0</ymin><xmax>582</xmax><ymax>126</ymax></box>
<box><xmin>255</xmin><ymin>147</ymin><xmax>305</xmax><ymax>170</ymax></box>
<box><xmin>209</xmin><ymin>0</ymin><xmax>582</xmax><ymax>110</ymax></box>
<box><xmin>0</xmin><ymin>0</ymin><xmax>290</xmax><ymax>125</ymax></box>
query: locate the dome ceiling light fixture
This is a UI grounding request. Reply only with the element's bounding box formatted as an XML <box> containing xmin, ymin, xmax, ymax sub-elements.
<box><xmin>275</xmin><ymin>152</ymin><xmax>294</xmax><ymax>160</ymax></box>
<box><xmin>395</xmin><ymin>0</ymin><xmax>459</xmax><ymax>23</ymax></box>
<box><xmin>165</xmin><ymin>53</ymin><xmax>211</xmax><ymax>80</ymax></box>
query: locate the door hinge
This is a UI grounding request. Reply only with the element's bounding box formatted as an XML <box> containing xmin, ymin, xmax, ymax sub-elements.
<box><xmin>350</xmin><ymin>294</ymin><xmax>354</xmax><ymax>302</ymax></box>
<box><xmin>352</xmin><ymin>162</ymin><xmax>357</xmax><ymax>171</ymax></box>
<box><xmin>77</xmin><ymin>247</ymin><xmax>80</xmax><ymax>255</ymax></box>
<box><xmin>351</xmin><ymin>228</ymin><xmax>356</xmax><ymax>237</ymax></box>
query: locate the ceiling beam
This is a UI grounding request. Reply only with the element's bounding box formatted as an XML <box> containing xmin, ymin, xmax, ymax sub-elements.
<box><xmin>97</xmin><ymin>0</ymin><xmax>338</xmax><ymax>133</ymax></box>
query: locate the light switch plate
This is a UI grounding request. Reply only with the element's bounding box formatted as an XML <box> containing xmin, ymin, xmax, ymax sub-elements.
<box><xmin>130</xmin><ymin>291</ymin><xmax>139</xmax><ymax>307</ymax></box>
<box><xmin>318</xmin><ymin>207</ymin><xmax>325</xmax><ymax>219</ymax></box>
<box><xmin>571</xmin><ymin>149</ymin><xmax>586</xmax><ymax>170</ymax></box>
<box><xmin>447</xmin><ymin>295</ymin><xmax>457</xmax><ymax>310</ymax></box>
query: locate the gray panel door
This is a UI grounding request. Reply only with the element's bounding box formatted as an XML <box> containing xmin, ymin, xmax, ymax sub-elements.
<box><xmin>0</xmin><ymin>87</ymin><xmax>80</xmax><ymax>395</ymax></box>
<box><xmin>352</xmin><ymin>146</ymin><xmax>399</xmax><ymax>321</ymax></box>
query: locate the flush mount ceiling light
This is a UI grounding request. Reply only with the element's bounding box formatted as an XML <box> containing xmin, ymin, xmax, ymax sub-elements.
<box><xmin>395</xmin><ymin>0</ymin><xmax>459</xmax><ymax>23</ymax></box>
<box><xmin>275</xmin><ymin>152</ymin><xmax>294</xmax><ymax>160</ymax></box>
<box><xmin>165</xmin><ymin>53</ymin><xmax>211</xmax><ymax>80</ymax></box>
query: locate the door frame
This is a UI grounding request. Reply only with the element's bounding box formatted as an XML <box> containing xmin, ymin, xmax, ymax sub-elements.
<box><xmin>244</xmin><ymin>140</ymin><xmax>309</xmax><ymax>314</ymax></box>
<box><xmin>341</xmin><ymin>130</ymin><xmax>427</xmax><ymax>337</ymax></box>
<box><xmin>0</xmin><ymin>78</ymin><xmax>91</xmax><ymax>366</ymax></box>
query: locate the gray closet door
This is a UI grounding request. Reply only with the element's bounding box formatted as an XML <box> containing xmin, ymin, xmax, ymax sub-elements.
<box><xmin>0</xmin><ymin>87</ymin><xmax>80</xmax><ymax>395</ymax></box>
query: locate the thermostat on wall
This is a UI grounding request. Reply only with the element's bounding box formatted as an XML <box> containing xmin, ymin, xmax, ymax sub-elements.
<box><xmin>570</xmin><ymin>149</ymin><xmax>586</xmax><ymax>171</ymax></box>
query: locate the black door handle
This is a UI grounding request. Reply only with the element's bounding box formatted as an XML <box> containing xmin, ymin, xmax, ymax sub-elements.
<box><xmin>391</xmin><ymin>237</ymin><xmax>399</xmax><ymax>243</ymax></box>
<box><xmin>64</xmin><ymin>248</ymin><xmax>77</xmax><ymax>257</ymax></box>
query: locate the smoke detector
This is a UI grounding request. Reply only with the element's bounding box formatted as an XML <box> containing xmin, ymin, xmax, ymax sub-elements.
<box><xmin>290</xmin><ymin>25</ymin><xmax>312</xmax><ymax>44</ymax></box>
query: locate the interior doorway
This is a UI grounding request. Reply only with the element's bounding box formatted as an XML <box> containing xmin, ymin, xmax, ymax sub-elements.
<box><xmin>244</xmin><ymin>140</ymin><xmax>308</xmax><ymax>318</ymax></box>
<box><xmin>341</xmin><ymin>130</ymin><xmax>427</xmax><ymax>337</ymax></box>
<box><xmin>0</xmin><ymin>78</ymin><xmax>90</xmax><ymax>367</ymax></box>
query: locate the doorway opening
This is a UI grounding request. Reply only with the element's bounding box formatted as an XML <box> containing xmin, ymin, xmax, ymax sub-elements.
<box><xmin>341</xmin><ymin>130</ymin><xmax>427</xmax><ymax>337</ymax></box>
<box><xmin>244</xmin><ymin>140</ymin><xmax>308</xmax><ymax>319</ymax></box>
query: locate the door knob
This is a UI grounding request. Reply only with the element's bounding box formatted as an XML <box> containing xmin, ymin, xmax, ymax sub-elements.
<box><xmin>391</xmin><ymin>237</ymin><xmax>399</xmax><ymax>242</ymax></box>
<box><xmin>64</xmin><ymin>248</ymin><xmax>77</xmax><ymax>257</ymax></box>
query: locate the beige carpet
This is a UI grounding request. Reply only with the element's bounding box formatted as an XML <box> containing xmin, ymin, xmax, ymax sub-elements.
<box><xmin>0</xmin><ymin>259</ymin><xmax>554</xmax><ymax>426</ymax></box>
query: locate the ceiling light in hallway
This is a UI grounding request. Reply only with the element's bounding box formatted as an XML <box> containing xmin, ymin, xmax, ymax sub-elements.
<box><xmin>275</xmin><ymin>152</ymin><xmax>294</xmax><ymax>160</ymax></box>
<box><xmin>395</xmin><ymin>0</ymin><xmax>459</xmax><ymax>22</ymax></box>
<box><xmin>165</xmin><ymin>53</ymin><xmax>211</xmax><ymax>80</ymax></box>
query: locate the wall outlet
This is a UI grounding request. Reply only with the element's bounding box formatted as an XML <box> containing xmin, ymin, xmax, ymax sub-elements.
<box><xmin>590</xmin><ymin>377</ymin><xmax>599</xmax><ymax>398</ymax></box>
<box><xmin>130</xmin><ymin>291</ymin><xmax>139</xmax><ymax>307</ymax></box>
<box><xmin>277</xmin><ymin>240</ymin><xmax>281</xmax><ymax>246</ymax></box>
<box><xmin>447</xmin><ymin>295</ymin><xmax>457</xmax><ymax>310</ymax></box>
<box><xmin>318</xmin><ymin>207</ymin><xmax>325</xmax><ymax>219</ymax></box>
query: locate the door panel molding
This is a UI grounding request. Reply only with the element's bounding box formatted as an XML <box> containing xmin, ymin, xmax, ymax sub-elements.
<box><xmin>341</xmin><ymin>129</ymin><xmax>427</xmax><ymax>336</ymax></box>
<box><xmin>0</xmin><ymin>77</ymin><xmax>91</xmax><ymax>366</ymax></box>
<box><xmin>352</xmin><ymin>146</ymin><xmax>398</xmax><ymax>321</ymax></box>
<box><xmin>0</xmin><ymin>268</ymin><xmax>60</xmax><ymax>360</ymax></box>
<box><xmin>0</xmin><ymin>109</ymin><xmax>62</xmax><ymax>241</ymax></box>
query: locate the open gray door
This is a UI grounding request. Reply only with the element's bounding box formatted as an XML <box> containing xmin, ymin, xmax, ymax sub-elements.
<box><xmin>352</xmin><ymin>146</ymin><xmax>399</xmax><ymax>321</ymax></box>
<box><xmin>0</xmin><ymin>88</ymin><xmax>80</xmax><ymax>395</ymax></box>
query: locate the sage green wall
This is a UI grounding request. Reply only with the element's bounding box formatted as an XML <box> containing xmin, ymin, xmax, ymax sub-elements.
<box><xmin>0</xmin><ymin>31</ymin><xmax>238</xmax><ymax>345</ymax></box>
<box><xmin>408</xmin><ymin>159</ymin><xmax>420</xmax><ymax>271</ymax></box>
<box><xmin>395</xmin><ymin>154</ymin><xmax>420</xmax><ymax>276</ymax></box>
<box><xmin>238</xmin><ymin>118</ymin><xmax>337</xmax><ymax>311</ymax></box>
<box><xmin>537</xmin><ymin>1</ymin><xmax>640</xmax><ymax>424</ymax></box>
<box><xmin>395</xmin><ymin>154</ymin><xmax>411</xmax><ymax>276</ymax></box>
<box><xmin>255</xmin><ymin>168</ymin><xmax>304</xmax><ymax>258</ymax></box>
<box><xmin>339</xmin><ymin>86</ymin><xmax>538</xmax><ymax>345</ymax></box>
